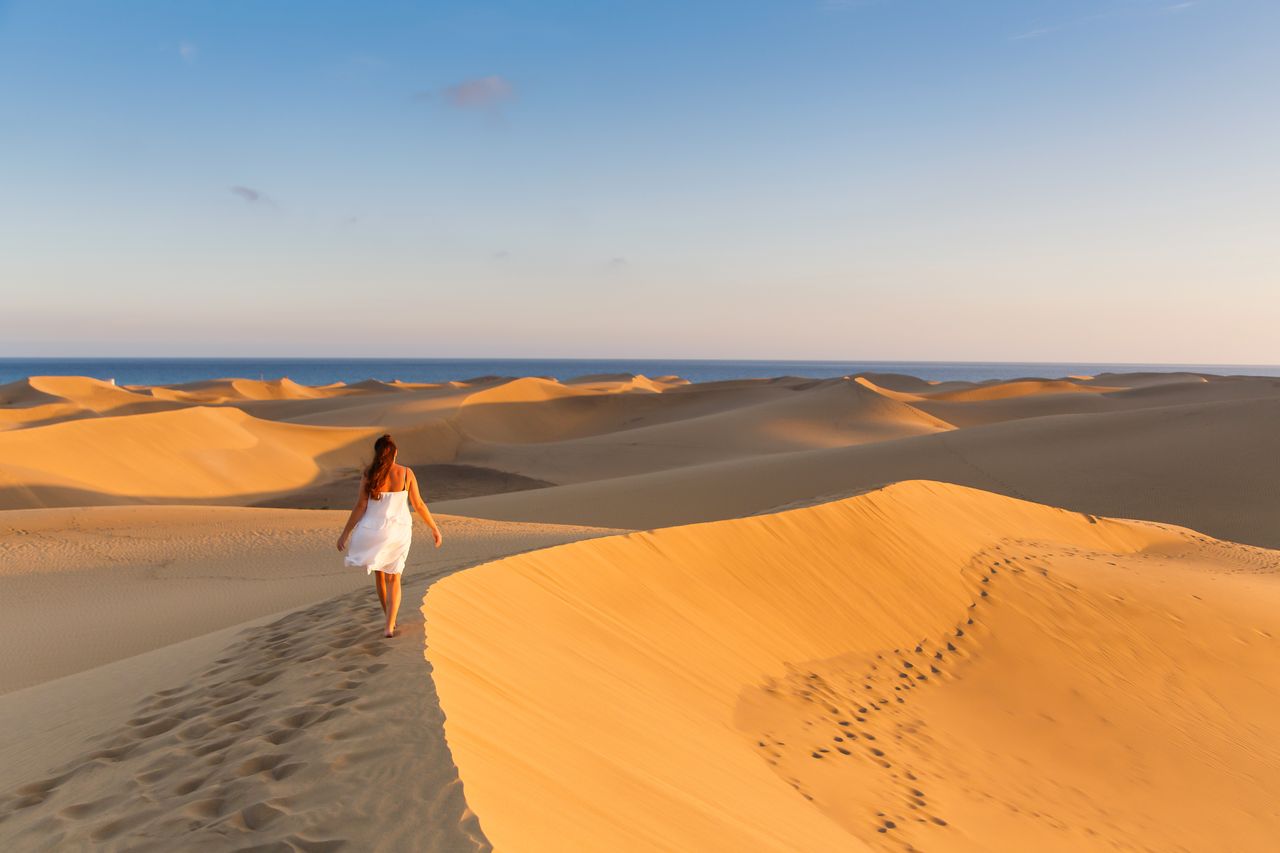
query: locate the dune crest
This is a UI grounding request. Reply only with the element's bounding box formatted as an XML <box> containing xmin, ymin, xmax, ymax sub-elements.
<box><xmin>0</xmin><ymin>406</ymin><xmax>377</xmax><ymax>507</ymax></box>
<box><xmin>924</xmin><ymin>378</ymin><xmax>1117</xmax><ymax>402</ymax></box>
<box><xmin>425</xmin><ymin>481</ymin><xmax>1280</xmax><ymax>851</ymax></box>
<box><xmin>0</xmin><ymin>376</ymin><xmax>181</xmax><ymax>430</ymax></box>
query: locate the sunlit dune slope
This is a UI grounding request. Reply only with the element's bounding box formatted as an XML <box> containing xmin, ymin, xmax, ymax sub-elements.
<box><xmin>0</xmin><ymin>406</ymin><xmax>377</xmax><ymax>507</ymax></box>
<box><xmin>565</xmin><ymin>373</ymin><xmax>677</xmax><ymax>392</ymax></box>
<box><xmin>425</xmin><ymin>481</ymin><xmax>1280</xmax><ymax>852</ymax></box>
<box><xmin>454</xmin><ymin>375</ymin><xmax>739</xmax><ymax>443</ymax></box>
<box><xmin>1084</xmin><ymin>371</ymin><xmax>1210</xmax><ymax>388</ymax></box>
<box><xmin>922</xmin><ymin>378</ymin><xmax>1115</xmax><ymax>402</ymax></box>
<box><xmin>912</xmin><ymin>375</ymin><xmax>1280</xmax><ymax>428</ymax></box>
<box><xmin>216</xmin><ymin>374</ymin><xmax>750</xmax><ymax>440</ymax></box>
<box><xmin>0</xmin><ymin>376</ymin><xmax>182</xmax><ymax>430</ymax></box>
<box><xmin>145</xmin><ymin>376</ymin><xmax>342</xmax><ymax>403</ymax></box>
<box><xmin>463</xmin><ymin>377</ymin><xmax>953</xmax><ymax>483</ymax></box>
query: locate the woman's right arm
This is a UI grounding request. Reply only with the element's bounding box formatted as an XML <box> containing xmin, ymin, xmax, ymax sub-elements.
<box><xmin>336</xmin><ymin>478</ymin><xmax>369</xmax><ymax>551</ymax></box>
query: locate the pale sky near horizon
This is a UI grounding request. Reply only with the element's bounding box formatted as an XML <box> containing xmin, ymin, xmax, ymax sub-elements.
<box><xmin>1</xmin><ymin>0</ymin><xmax>1277</xmax><ymax>362</ymax></box>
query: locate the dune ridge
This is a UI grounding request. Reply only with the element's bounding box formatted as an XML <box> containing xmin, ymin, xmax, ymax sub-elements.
<box><xmin>0</xmin><ymin>376</ymin><xmax>183</xmax><ymax>430</ymax></box>
<box><xmin>425</xmin><ymin>481</ymin><xmax>1280</xmax><ymax>852</ymax></box>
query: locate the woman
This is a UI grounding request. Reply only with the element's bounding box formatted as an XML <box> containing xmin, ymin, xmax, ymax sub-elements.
<box><xmin>337</xmin><ymin>434</ymin><xmax>443</xmax><ymax>637</ymax></box>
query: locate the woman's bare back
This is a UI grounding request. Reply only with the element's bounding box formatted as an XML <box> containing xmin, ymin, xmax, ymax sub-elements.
<box><xmin>372</xmin><ymin>464</ymin><xmax>410</xmax><ymax>498</ymax></box>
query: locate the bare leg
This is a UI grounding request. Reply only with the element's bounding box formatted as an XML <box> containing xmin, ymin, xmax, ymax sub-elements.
<box><xmin>374</xmin><ymin>571</ymin><xmax>388</xmax><ymax>614</ymax></box>
<box><xmin>385</xmin><ymin>573</ymin><xmax>402</xmax><ymax>637</ymax></box>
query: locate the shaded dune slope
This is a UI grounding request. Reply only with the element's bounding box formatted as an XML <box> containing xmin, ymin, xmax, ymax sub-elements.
<box><xmin>425</xmin><ymin>481</ymin><xmax>1280</xmax><ymax>852</ymax></box>
<box><xmin>443</xmin><ymin>395</ymin><xmax>1280</xmax><ymax>549</ymax></box>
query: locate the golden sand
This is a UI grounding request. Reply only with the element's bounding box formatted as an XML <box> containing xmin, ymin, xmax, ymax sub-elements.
<box><xmin>1</xmin><ymin>370</ymin><xmax>1277</xmax><ymax>850</ymax></box>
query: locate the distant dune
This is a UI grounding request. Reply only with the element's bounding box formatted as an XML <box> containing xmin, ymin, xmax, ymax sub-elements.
<box><xmin>7</xmin><ymin>371</ymin><xmax>1275</xmax><ymax>534</ymax></box>
<box><xmin>0</xmin><ymin>405</ymin><xmax>377</xmax><ymax>508</ymax></box>
<box><xmin>443</xmin><ymin>393</ymin><xmax>1280</xmax><ymax>550</ymax></box>
<box><xmin>0</xmin><ymin>376</ymin><xmax>184</xmax><ymax>430</ymax></box>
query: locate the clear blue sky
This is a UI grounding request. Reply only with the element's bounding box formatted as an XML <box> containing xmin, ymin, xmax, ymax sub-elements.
<box><xmin>2</xmin><ymin>0</ymin><xmax>1276</xmax><ymax>361</ymax></box>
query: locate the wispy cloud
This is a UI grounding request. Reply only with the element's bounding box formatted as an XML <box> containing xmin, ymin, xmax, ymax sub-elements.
<box><xmin>1009</xmin><ymin>11</ymin><xmax>1111</xmax><ymax>42</ymax></box>
<box><xmin>1011</xmin><ymin>26</ymin><xmax>1056</xmax><ymax>41</ymax></box>
<box><xmin>230</xmin><ymin>186</ymin><xmax>274</xmax><ymax>205</ymax></box>
<box><xmin>417</xmin><ymin>75</ymin><xmax>515</xmax><ymax>109</ymax></box>
<box><xmin>1011</xmin><ymin>0</ymin><xmax>1203</xmax><ymax>41</ymax></box>
<box><xmin>819</xmin><ymin>0</ymin><xmax>879</xmax><ymax>10</ymax></box>
<box><xmin>178</xmin><ymin>41</ymin><xmax>198</xmax><ymax>64</ymax></box>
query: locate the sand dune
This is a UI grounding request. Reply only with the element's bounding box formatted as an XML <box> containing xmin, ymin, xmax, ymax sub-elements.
<box><xmin>603</xmin><ymin>376</ymin><xmax>953</xmax><ymax>452</ymax></box>
<box><xmin>4</xmin><ymin>368</ymin><xmax>1280</xmax><ymax>851</ymax></box>
<box><xmin>463</xmin><ymin>377</ymin><xmax>953</xmax><ymax>484</ymax></box>
<box><xmin>146</xmin><ymin>376</ymin><xmax>343</xmax><ymax>403</ymax></box>
<box><xmin>444</xmin><ymin>393</ymin><xmax>1280</xmax><ymax>549</ymax></box>
<box><xmin>855</xmin><ymin>372</ymin><xmax>942</xmax><ymax>393</ymax></box>
<box><xmin>252</xmin><ymin>388</ymin><xmax>471</xmax><ymax>428</ymax></box>
<box><xmin>6</xmin><ymin>370</ymin><xmax>1279</xmax><ymax>546</ymax></box>
<box><xmin>425</xmin><ymin>481</ymin><xmax>1280</xmax><ymax>852</ymax></box>
<box><xmin>6</xmin><ymin>368</ymin><xmax>1278</xmax><ymax>548</ymax></box>
<box><xmin>452</xmin><ymin>375</ymin><xmax>754</xmax><ymax>444</ymax></box>
<box><xmin>922</xmin><ymin>378</ymin><xmax>1114</xmax><ymax>402</ymax></box>
<box><xmin>0</xmin><ymin>406</ymin><xmax>378</xmax><ymax>508</ymax></box>
<box><xmin>1083</xmin><ymin>371</ymin><xmax>1211</xmax><ymax>388</ymax></box>
<box><xmin>0</xmin><ymin>506</ymin><xmax>605</xmax><ymax>692</ymax></box>
<box><xmin>0</xmin><ymin>376</ymin><xmax>182</xmax><ymax>430</ymax></box>
<box><xmin>913</xmin><ymin>374</ymin><xmax>1280</xmax><ymax>428</ymax></box>
<box><xmin>0</xmin><ymin>373</ymin><xmax>938</xmax><ymax>506</ymax></box>
<box><xmin>7</xmin><ymin>371</ymin><xmax>1277</xmax><ymax>520</ymax></box>
<box><xmin>564</xmin><ymin>373</ymin><xmax>677</xmax><ymax>392</ymax></box>
<box><xmin>0</xmin><ymin>505</ymin><xmax>614</xmax><ymax>849</ymax></box>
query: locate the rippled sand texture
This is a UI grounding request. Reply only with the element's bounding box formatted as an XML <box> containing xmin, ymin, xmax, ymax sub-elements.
<box><xmin>426</xmin><ymin>482</ymin><xmax>1280</xmax><ymax>852</ymax></box>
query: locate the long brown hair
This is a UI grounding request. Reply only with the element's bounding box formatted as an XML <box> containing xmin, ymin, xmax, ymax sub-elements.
<box><xmin>364</xmin><ymin>434</ymin><xmax>398</xmax><ymax>499</ymax></box>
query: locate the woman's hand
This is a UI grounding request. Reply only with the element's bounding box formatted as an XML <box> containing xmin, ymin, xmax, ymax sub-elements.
<box><xmin>336</xmin><ymin>532</ymin><xmax>349</xmax><ymax>552</ymax></box>
<box><xmin>431</xmin><ymin>526</ymin><xmax>443</xmax><ymax>548</ymax></box>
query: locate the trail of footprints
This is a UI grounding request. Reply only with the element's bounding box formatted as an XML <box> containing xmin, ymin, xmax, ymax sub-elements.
<box><xmin>752</xmin><ymin>545</ymin><xmax>1030</xmax><ymax>850</ymax></box>
<box><xmin>0</xmin><ymin>590</ymin><xmax>401</xmax><ymax>851</ymax></box>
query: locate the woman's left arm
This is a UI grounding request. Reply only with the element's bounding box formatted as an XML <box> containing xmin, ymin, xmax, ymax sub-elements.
<box><xmin>407</xmin><ymin>469</ymin><xmax>443</xmax><ymax>547</ymax></box>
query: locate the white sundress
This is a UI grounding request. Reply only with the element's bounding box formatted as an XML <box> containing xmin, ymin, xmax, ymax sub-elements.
<box><xmin>345</xmin><ymin>483</ymin><xmax>413</xmax><ymax>576</ymax></box>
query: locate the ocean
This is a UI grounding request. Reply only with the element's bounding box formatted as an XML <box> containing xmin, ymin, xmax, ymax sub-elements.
<box><xmin>2</xmin><ymin>358</ymin><xmax>1278</xmax><ymax>387</ymax></box>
